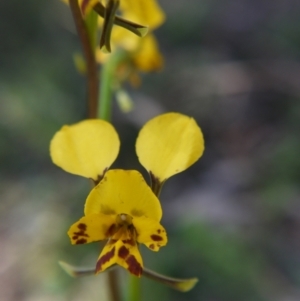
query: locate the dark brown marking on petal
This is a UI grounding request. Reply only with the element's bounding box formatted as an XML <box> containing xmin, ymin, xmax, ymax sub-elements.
<box><xmin>75</xmin><ymin>238</ymin><xmax>87</xmax><ymax>244</ymax></box>
<box><xmin>72</xmin><ymin>236</ymin><xmax>78</xmax><ymax>240</ymax></box>
<box><xmin>106</xmin><ymin>224</ymin><xmax>117</xmax><ymax>237</ymax></box>
<box><xmin>149</xmin><ymin>244</ymin><xmax>155</xmax><ymax>250</ymax></box>
<box><xmin>78</xmin><ymin>223</ymin><xmax>87</xmax><ymax>231</ymax></box>
<box><xmin>150</xmin><ymin>234</ymin><xmax>163</xmax><ymax>241</ymax></box>
<box><xmin>118</xmin><ymin>246</ymin><xmax>130</xmax><ymax>259</ymax></box>
<box><xmin>157</xmin><ymin>229</ymin><xmax>161</xmax><ymax>234</ymax></box>
<box><xmin>122</xmin><ymin>238</ymin><xmax>135</xmax><ymax>246</ymax></box>
<box><xmin>126</xmin><ymin>255</ymin><xmax>142</xmax><ymax>277</ymax></box>
<box><xmin>73</xmin><ymin>223</ymin><xmax>89</xmax><ymax>238</ymax></box>
<box><xmin>96</xmin><ymin>246</ymin><xmax>116</xmax><ymax>272</ymax></box>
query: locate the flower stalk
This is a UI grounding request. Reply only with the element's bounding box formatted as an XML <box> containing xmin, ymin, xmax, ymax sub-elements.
<box><xmin>69</xmin><ymin>0</ymin><xmax>99</xmax><ymax>118</ymax></box>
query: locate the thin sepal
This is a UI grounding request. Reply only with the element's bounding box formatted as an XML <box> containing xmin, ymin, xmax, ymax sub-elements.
<box><xmin>143</xmin><ymin>267</ymin><xmax>198</xmax><ymax>292</ymax></box>
<box><xmin>58</xmin><ymin>261</ymin><xmax>198</xmax><ymax>292</ymax></box>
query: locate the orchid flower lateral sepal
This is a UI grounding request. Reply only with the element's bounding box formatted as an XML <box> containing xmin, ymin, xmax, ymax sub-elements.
<box><xmin>59</xmin><ymin>261</ymin><xmax>198</xmax><ymax>292</ymax></box>
<box><xmin>68</xmin><ymin>169</ymin><xmax>167</xmax><ymax>277</ymax></box>
<box><xmin>136</xmin><ymin>113</ymin><xmax>205</xmax><ymax>195</ymax></box>
<box><xmin>50</xmin><ymin>119</ymin><xmax>120</xmax><ymax>183</ymax></box>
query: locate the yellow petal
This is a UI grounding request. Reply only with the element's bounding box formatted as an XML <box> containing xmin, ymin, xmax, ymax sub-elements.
<box><xmin>136</xmin><ymin>113</ymin><xmax>205</xmax><ymax>182</ymax></box>
<box><xmin>119</xmin><ymin>0</ymin><xmax>165</xmax><ymax>30</ymax></box>
<box><xmin>133</xmin><ymin>34</ymin><xmax>163</xmax><ymax>72</ymax></box>
<box><xmin>133</xmin><ymin>217</ymin><xmax>167</xmax><ymax>251</ymax></box>
<box><xmin>68</xmin><ymin>213</ymin><xmax>116</xmax><ymax>244</ymax></box>
<box><xmin>50</xmin><ymin>119</ymin><xmax>120</xmax><ymax>180</ymax></box>
<box><xmin>85</xmin><ymin>169</ymin><xmax>162</xmax><ymax>221</ymax></box>
<box><xmin>96</xmin><ymin>239</ymin><xmax>143</xmax><ymax>276</ymax></box>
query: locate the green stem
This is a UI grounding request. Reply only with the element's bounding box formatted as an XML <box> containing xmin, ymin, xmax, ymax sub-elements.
<box><xmin>128</xmin><ymin>275</ymin><xmax>141</xmax><ymax>301</ymax></box>
<box><xmin>97</xmin><ymin>50</ymin><xmax>128</xmax><ymax>121</ymax></box>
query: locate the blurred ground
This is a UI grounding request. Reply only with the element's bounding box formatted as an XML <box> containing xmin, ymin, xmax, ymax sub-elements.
<box><xmin>1</xmin><ymin>0</ymin><xmax>300</xmax><ymax>300</ymax></box>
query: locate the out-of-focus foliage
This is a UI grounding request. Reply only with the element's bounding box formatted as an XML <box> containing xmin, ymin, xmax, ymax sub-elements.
<box><xmin>1</xmin><ymin>0</ymin><xmax>300</xmax><ymax>300</ymax></box>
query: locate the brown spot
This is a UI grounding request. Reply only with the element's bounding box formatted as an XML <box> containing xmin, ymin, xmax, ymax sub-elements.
<box><xmin>73</xmin><ymin>223</ymin><xmax>89</xmax><ymax>239</ymax></box>
<box><xmin>106</xmin><ymin>224</ymin><xmax>117</xmax><ymax>237</ymax></box>
<box><xmin>118</xmin><ymin>246</ymin><xmax>130</xmax><ymax>259</ymax></box>
<box><xmin>75</xmin><ymin>238</ymin><xmax>87</xmax><ymax>244</ymax></box>
<box><xmin>149</xmin><ymin>244</ymin><xmax>155</xmax><ymax>250</ymax></box>
<box><xmin>122</xmin><ymin>238</ymin><xmax>135</xmax><ymax>246</ymax></box>
<box><xmin>78</xmin><ymin>223</ymin><xmax>87</xmax><ymax>231</ymax></box>
<box><xmin>126</xmin><ymin>255</ymin><xmax>142</xmax><ymax>276</ymax></box>
<box><xmin>72</xmin><ymin>236</ymin><xmax>78</xmax><ymax>240</ymax></box>
<box><xmin>96</xmin><ymin>246</ymin><xmax>116</xmax><ymax>273</ymax></box>
<box><xmin>157</xmin><ymin>229</ymin><xmax>161</xmax><ymax>234</ymax></box>
<box><xmin>150</xmin><ymin>234</ymin><xmax>163</xmax><ymax>241</ymax></box>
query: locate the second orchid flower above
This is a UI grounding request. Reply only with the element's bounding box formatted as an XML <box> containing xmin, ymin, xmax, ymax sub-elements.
<box><xmin>50</xmin><ymin>113</ymin><xmax>204</xmax><ymax>276</ymax></box>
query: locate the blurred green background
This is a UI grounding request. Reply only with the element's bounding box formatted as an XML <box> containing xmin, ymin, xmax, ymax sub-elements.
<box><xmin>1</xmin><ymin>0</ymin><xmax>300</xmax><ymax>300</ymax></box>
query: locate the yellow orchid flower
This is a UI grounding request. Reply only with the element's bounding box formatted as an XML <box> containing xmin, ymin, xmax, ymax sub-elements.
<box><xmin>68</xmin><ymin>169</ymin><xmax>167</xmax><ymax>276</ymax></box>
<box><xmin>50</xmin><ymin>113</ymin><xmax>204</xmax><ymax>275</ymax></box>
